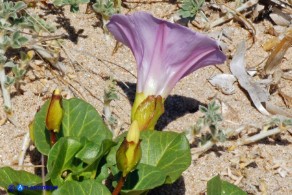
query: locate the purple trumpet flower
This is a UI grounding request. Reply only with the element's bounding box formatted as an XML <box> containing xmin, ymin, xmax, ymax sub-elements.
<box><xmin>107</xmin><ymin>12</ymin><xmax>226</xmax><ymax>98</ymax></box>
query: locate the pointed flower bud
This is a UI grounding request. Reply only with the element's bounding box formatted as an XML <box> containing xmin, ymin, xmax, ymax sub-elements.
<box><xmin>46</xmin><ymin>89</ymin><xmax>63</xmax><ymax>133</ymax></box>
<box><xmin>126</xmin><ymin>120</ymin><xmax>140</xmax><ymax>144</ymax></box>
<box><xmin>131</xmin><ymin>94</ymin><xmax>164</xmax><ymax>131</ymax></box>
<box><xmin>116</xmin><ymin>121</ymin><xmax>142</xmax><ymax>177</ymax></box>
<box><xmin>29</xmin><ymin>120</ymin><xmax>35</xmax><ymax>144</ymax></box>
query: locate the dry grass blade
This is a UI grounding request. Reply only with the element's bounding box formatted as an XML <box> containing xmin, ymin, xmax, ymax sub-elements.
<box><xmin>263</xmin><ymin>29</ymin><xmax>292</xmax><ymax>75</ymax></box>
<box><xmin>265</xmin><ymin>102</ymin><xmax>292</xmax><ymax>118</ymax></box>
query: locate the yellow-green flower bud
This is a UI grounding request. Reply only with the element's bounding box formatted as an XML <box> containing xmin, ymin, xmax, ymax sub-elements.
<box><xmin>46</xmin><ymin>89</ymin><xmax>63</xmax><ymax>133</ymax></box>
<box><xmin>131</xmin><ymin>94</ymin><xmax>164</xmax><ymax>131</ymax></box>
<box><xmin>29</xmin><ymin>120</ymin><xmax>35</xmax><ymax>144</ymax></box>
<box><xmin>126</xmin><ymin>120</ymin><xmax>140</xmax><ymax>144</ymax></box>
<box><xmin>116</xmin><ymin>121</ymin><xmax>142</xmax><ymax>177</ymax></box>
<box><xmin>131</xmin><ymin>92</ymin><xmax>147</xmax><ymax>121</ymax></box>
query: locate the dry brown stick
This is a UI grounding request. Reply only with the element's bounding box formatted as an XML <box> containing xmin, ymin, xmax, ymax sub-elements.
<box><xmin>209</xmin><ymin>0</ymin><xmax>258</xmax><ymax>28</ymax></box>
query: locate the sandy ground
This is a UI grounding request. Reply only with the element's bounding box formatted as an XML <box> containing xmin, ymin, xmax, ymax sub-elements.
<box><xmin>0</xmin><ymin>1</ymin><xmax>292</xmax><ymax>195</ymax></box>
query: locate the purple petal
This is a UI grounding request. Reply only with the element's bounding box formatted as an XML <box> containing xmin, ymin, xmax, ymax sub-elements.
<box><xmin>107</xmin><ymin>12</ymin><xmax>226</xmax><ymax>97</ymax></box>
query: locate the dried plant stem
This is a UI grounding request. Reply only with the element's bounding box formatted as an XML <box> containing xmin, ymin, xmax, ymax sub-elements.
<box><xmin>104</xmin><ymin>103</ymin><xmax>112</xmax><ymax>122</ymax></box>
<box><xmin>191</xmin><ymin>126</ymin><xmax>285</xmax><ymax>157</ymax></box>
<box><xmin>112</xmin><ymin>176</ymin><xmax>126</xmax><ymax>195</ymax></box>
<box><xmin>191</xmin><ymin>140</ymin><xmax>214</xmax><ymax>156</ymax></box>
<box><xmin>209</xmin><ymin>0</ymin><xmax>258</xmax><ymax>28</ymax></box>
<box><xmin>0</xmin><ymin>65</ymin><xmax>12</xmax><ymax>113</ymax></box>
<box><xmin>191</xmin><ymin>126</ymin><xmax>245</xmax><ymax>156</ymax></box>
<box><xmin>237</xmin><ymin>127</ymin><xmax>282</xmax><ymax>145</ymax></box>
<box><xmin>18</xmin><ymin>132</ymin><xmax>31</xmax><ymax>167</ymax></box>
<box><xmin>103</xmin><ymin>103</ymin><xmax>114</xmax><ymax>132</ymax></box>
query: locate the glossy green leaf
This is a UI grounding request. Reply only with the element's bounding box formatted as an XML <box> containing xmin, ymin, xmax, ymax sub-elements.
<box><xmin>0</xmin><ymin>167</ymin><xmax>42</xmax><ymax>194</ymax></box>
<box><xmin>47</xmin><ymin>137</ymin><xmax>82</xmax><ymax>186</ymax></box>
<box><xmin>207</xmin><ymin>175</ymin><xmax>247</xmax><ymax>195</ymax></box>
<box><xmin>121</xmin><ymin>164</ymin><xmax>166</xmax><ymax>195</ymax></box>
<box><xmin>32</xmin><ymin>98</ymin><xmax>112</xmax><ymax>155</ymax></box>
<box><xmin>47</xmin><ymin>137</ymin><xmax>115</xmax><ymax>186</ymax></box>
<box><xmin>61</xmin><ymin>98</ymin><xmax>111</xmax><ymax>143</ymax></box>
<box><xmin>139</xmin><ymin>131</ymin><xmax>191</xmax><ymax>184</ymax></box>
<box><xmin>32</xmin><ymin>100</ymin><xmax>51</xmax><ymax>154</ymax></box>
<box><xmin>108</xmin><ymin>131</ymin><xmax>191</xmax><ymax>194</ymax></box>
<box><xmin>52</xmin><ymin>180</ymin><xmax>111</xmax><ymax>195</ymax></box>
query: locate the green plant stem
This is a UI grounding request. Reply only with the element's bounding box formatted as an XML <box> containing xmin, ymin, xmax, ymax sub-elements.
<box><xmin>112</xmin><ymin>176</ymin><xmax>126</xmax><ymax>195</ymax></box>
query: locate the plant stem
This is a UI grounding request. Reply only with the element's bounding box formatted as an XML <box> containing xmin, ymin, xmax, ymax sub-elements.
<box><xmin>191</xmin><ymin>140</ymin><xmax>214</xmax><ymax>156</ymax></box>
<box><xmin>50</xmin><ymin>131</ymin><xmax>57</xmax><ymax>146</ymax></box>
<box><xmin>41</xmin><ymin>154</ymin><xmax>46</xmax><ymax>195</ymax></box>
<box><xmin>112</xmin><ymin>176</ymin><xmax>126</xmax><ymax>195</ymax></box>
<box><xmin>209</xmin><ymin>0</ymin><xmax>258</xmax><ymax>28</ymax></box>
<box><xmin>18</xmin><ymin>132</ymin><xmax>30</xmax><ymax>167</ymax></box>
<box><xmin>0</xmin><ymin>65</ymin><xmax>12</xmax><ymax>113</ymax></box>
<box><xmin>237</xmin><ymin>127</ymin><xmax>281</xmax><ymax>145</ymax></box>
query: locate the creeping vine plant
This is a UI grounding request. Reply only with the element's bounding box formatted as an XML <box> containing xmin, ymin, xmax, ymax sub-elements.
<box><xmin>0</xmin><ymin>5</ymin><xmax>256</xmax><ymax>194</ymax></box>
<box><xmin>0</xmin><ymin>10</ymin><xmax>226</xmax><ymax>194</ymax></box>
<box><xmin>0</xmin><ymin>0</ymin><xmax>289</xmax><ymax>193</ymax></box>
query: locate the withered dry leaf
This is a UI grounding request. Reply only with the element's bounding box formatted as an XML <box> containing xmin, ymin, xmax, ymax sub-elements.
<box><xmin>221</xmin><ymin>100</ymin><xmax>240</xmax><ymax>122</ymax></box>
<box><xmin>209</xmin><ymin>74</ymin><xmax>237</xmax><ymax>95</ymax></box>
<box><xmin>264</xmin><ymin>29</ymin><xmax>292</xmax><ymax>75</ymax></box>
<box><xmin>265</xmin><ymin>102</ymin><xmax>292</xmax><ymax>117</ymax></box>
<box><xmin>270</xmin><ymin>7</ymin><xmax>292</xmax><ymax>26</ymax></box>
<box><xmin>32</xmin><ymin>45</ymin><xmax>67</xmax><ymax>74</ymax></box>
<box><xmin>279</xmin><ymin>89</ymin><xmax>292</xmax><ymax>108</ymax></box>
<box><xmin>230</xmin><ymin>41</ymin><xmax>270</xmax><ymax>115</ymax></box>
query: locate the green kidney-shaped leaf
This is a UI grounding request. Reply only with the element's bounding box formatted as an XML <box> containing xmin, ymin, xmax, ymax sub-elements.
<box><xmin>47</xmin><ymin>137</ymin><xmax>82</xmax><ymax>186</ymax></box>
<box><xmin>207</xmin><ymin>175</ymin><xmax>247</xmax><ymax>195</ymax></box>
<box><xmin>32</xmin><ymin>100</ymin><xmax>51</xmax><ymax>154</ymax></box>
<box><xmin>0</xmin><ymin>167</ymin><xmax>42</xmax><ymax>194</ymax></box>
<box><xmin>61</xmin><ymin>98</ymin><xmax>111</xmax><ymax>140</ymax></box>
<box><xmin>32</xmin><ymin>98</ymin><xmax>112</xmax><ymax>155</ymax></box>
<box><xmin>52</xmin><ymin>180</ymin><xmax>110</xmax><ymax>195</ymax></box>
<box><xmin>47</xmin><ymin>137</ymin><xmax>115</xmax><ymax>186</ymax></box>
<box><xmin>139</xmin><ymin>131</ymin><xmax>191</xmax><ymax>184</ymax></box>
<box><xmin>108</xmin><ymin>131</ymin><xmax>191</xmax><ymax>194</ymax></box>
<box><xmin>121</xmin><ymin>163</ymin><xmax>166</xmax><ymax>195</ymax></box>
